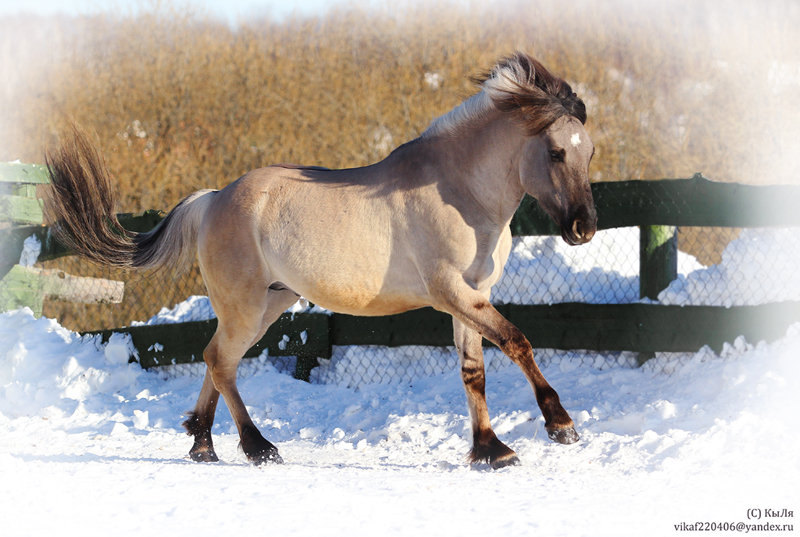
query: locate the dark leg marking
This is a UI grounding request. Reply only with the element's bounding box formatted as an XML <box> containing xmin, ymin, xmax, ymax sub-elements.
<box><xmin>461</xmin><ymin>361</ymin><xmax>519</xmax><ymax>469</ymax></box>
<box><xmin>460</xmin><ymin>365</ymin><xmax>484</xmax><ymax>386</ymax></box>
<box><xmin>183</xmin><ymin>411</ymin><xmax>219</xmax><ymax>463</ymax></box>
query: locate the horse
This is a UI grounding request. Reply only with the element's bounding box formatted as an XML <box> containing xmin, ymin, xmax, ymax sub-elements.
<box><xmin>45</xmin><ymin>52</ymin><xmax>597</xmax><ymax>469</ymax></box>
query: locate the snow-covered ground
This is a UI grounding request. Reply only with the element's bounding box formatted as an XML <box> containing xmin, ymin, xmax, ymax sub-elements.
<box><xmin>1</xmin><ymin>228</ymin><xmax>799</xmax><ymax>536</ymax></box>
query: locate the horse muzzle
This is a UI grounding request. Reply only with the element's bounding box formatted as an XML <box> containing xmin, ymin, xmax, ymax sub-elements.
<box><xmin>561</xmin><ymin>206</ymin><xmax>597</xmax><ymax>246</ymax></box>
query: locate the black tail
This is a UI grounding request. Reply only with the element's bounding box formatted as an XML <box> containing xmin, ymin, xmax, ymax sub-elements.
<box><xmin>44</xmin><ymin>125</ymin><xmax>215</xmax><ymax>273</ymax></box>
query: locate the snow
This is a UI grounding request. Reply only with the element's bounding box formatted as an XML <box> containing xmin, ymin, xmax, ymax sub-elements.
<box><xmin>1</xmin><ymin>227</ymin><xmax>799</xmax><ymax>536</ymax></box>
<box><xmin>659</xmin><ymin>228</ymin><xmax>800</xmax><ymax>306</ymax></box>
<box><xmin>132</xmin><ymin>294</ymin><xmax>216</xmax><ymax>325</ymax></box>
<box><xmin>18</xmin><ymin>234</ymin><xmax>41</xmax><ymax>267</ymax></box>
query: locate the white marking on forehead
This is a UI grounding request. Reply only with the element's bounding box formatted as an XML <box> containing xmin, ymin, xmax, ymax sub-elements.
<box><xmin>570</xmin><ymin>133</ymin><xmax>582</xmax><ymax>147</ymax></box>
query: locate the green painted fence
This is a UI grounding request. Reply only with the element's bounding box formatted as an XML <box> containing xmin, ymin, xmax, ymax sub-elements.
<box><xmin>0</xmin><ymin>163</ymin><xmax>125</xmax><ymax>315</ymax></box>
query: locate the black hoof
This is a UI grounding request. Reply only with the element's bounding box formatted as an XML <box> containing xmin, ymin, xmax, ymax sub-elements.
<box><xmin>547</xmin><ymin>425</ymin><xmax>580</xmax><ymax>444</ymax></box>
<box><xmin>240</xmin><ymin>425</ymin><xmax>283</xmax><ymax>465</ymax></box>
<box><xmin>469</xmin><ymin>434</ymin><xmax>520</xmax><ymax>469</ymax></box>
<box><xmin>490</xmin><ymin>454</ymin><xmax>521</xmax><ymax>470</ymax></box>
<box><xmin>189</xmin><ymin>448</ymin><xmax>219</xmax><ymax>463</ymax></box>
<box><xmin>244</xmin><ymin>445</ymin><xmax>284</xmax><ymax>465</ymax></box>
<box><xmin>184</xmin><ymin>412</ymin><xmax>218</xmax><ymax>462</ymax></box>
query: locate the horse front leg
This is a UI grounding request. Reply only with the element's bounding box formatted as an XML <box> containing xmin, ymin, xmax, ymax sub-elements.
<box><xmin>438</xmin><ymin>285</ymin><xmax>579</xmax><ymax>445</ymax></box>
<box><xmin>453</xmin><ymin>318</ymin><xmax>520</xmax><ymax>469</ymax></box>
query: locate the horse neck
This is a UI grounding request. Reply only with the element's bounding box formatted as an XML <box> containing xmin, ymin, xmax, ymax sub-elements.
<box><xmin>420</xmin><ymin>112</ymin><xmax>527</xmax><ymax>227</ymax></box>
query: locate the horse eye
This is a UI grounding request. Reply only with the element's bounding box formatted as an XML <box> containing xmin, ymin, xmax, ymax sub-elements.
<box><xmin>549</xmin><ymin>149</ymin><xmax>565</xmax><ymax>163</ymax></box>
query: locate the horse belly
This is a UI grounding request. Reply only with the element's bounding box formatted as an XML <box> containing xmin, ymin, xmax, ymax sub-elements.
<box><xmin>312</xmin><ymin>287</ymin><xmax>426</xmax><ymax>316</ymax></box>
<box><xmin>267</xmin><ymin>230</ymin><xmax>428</xmax><ymax>316</ymax></box>
<box><xmin>284</xmin><ymin>267</ymin><xmax>427</xmax><ymax>316</ymax></box>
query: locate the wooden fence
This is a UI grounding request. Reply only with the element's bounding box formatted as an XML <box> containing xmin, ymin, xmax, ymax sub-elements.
<box><xmin>0</xmin><ymin>163</ymin><xmax>124</xmax><ymax>314</ymax></box>
<box><xmin>2</xmin><ymin>166</ymin><xmax>800</xmax><ymax>379</ymax></box>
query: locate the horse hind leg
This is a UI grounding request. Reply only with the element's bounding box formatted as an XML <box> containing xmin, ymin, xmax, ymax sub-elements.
<box><xmin>453</xmin><ymin>318</ymin><xmax>520</xmax><ymax>469</ymax></box>
<box><xmin>185</xmin><ymin>287</ymin><xmax>300</xmax><ymax>464</ymax></box>
<box><xmin>184</xmin><ymin>370</ymin><xmax>221</xmax><ymax>462</ymax></box>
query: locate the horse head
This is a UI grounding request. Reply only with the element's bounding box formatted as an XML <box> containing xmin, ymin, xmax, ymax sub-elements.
<box><xmin>481</xmin><ymin>52</ymin><xmax>597</xmax><ymax>245</ymax></box>
<box><xmin>520</xmin><ymin>115</ymin><xmax>597</xmax><ymax>245</ymax></box>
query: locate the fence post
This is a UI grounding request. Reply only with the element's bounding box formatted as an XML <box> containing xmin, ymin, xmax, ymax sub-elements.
<box><xmin>639</xmin><ymin>225</ymin><xmax>678</xmax><ymax>300</ymax></box>
<box><xmin>637</xmin><ymin>225</ymin><xmax>678</xmax><ymax>365</ymax></box>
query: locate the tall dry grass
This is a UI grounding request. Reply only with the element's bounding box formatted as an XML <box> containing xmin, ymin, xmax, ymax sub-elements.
<box><xmin>2</xmin><ymin>0</ymin><xmax>799</xmax><ymax>329</ymax></box>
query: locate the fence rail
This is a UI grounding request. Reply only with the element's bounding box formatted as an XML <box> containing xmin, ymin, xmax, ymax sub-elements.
<box><xmin>4</xmin><ymin>167</ymin><xmax>800</xmax><ymax>379</ymax></box>
<box><xmin>511</xmin><ymin>174</ymin><xmax>800</xmax><ymax>232</ymax></box>
<box><xmin>85</xmin><ymin>301</ymin><xmax>800</xmax><ymax>376</ymax></box>
<box><xmin>1</xmin><ymin>163</ymin><xmax>125</xmax><ymax>314</ymax></box>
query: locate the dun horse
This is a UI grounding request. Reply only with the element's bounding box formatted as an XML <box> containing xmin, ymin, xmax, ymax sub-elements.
<box><xmin>46</xmin><ymin>52</ymin><xmax>597</xmax><ymax>469</ymax></box>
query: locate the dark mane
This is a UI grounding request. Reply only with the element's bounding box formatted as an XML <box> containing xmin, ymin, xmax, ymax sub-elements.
<box><xmin>270</xmin><ymin>163</ymin><xmax>331</xmax><ymax>172</ymax></box>
<box><xmin>476</xmin><ymin>52</ymin><xmax>587</xmax><ymax>135</ymax></box>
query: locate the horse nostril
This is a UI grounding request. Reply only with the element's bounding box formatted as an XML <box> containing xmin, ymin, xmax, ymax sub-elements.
<box><xmin>572</xmin><ymin>218</ymin><xmax>583</xmax><ymax>240</ymax></box>
<box><xmin>571</xmin><ymin>218</ymin><xmax>596</xmax><ymax>243</ymax></box>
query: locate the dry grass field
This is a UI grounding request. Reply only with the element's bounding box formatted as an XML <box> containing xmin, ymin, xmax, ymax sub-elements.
<box><xmin>1</xmin><ymin>0</ymin><xmax>798</xmax><ymax>330</ymax></box>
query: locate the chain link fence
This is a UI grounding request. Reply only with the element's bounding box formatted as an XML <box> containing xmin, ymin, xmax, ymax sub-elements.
<box><xmin>37</xmin><ymin>221</ymin><xmax>800</xmax><ymax>385</ymax></box>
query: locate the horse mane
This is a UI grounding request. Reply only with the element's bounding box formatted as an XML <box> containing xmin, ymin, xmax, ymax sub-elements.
<box><xmin>423</xmin><ymin>52</ymin><xmax>586</xmax><ymax>138</ymax></box>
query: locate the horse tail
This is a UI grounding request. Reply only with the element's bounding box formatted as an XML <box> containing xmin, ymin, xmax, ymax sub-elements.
<box><xmin>44</xmin><ymin>125</ymin><xmax>215</xmax><ymax>274</ymax></box>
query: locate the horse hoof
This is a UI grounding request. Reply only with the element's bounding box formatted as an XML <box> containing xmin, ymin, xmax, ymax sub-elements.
<box><xmin>240</xmin><ymin>424</ymin><xmax>283</xmax><ymax>465</ymax></box>
<box><xmin>250</xmin><ymin>448</ymin><xmax>284</xmax><ymax>465</ymax></box>
<box><xmin>547</xmin><ymin>426</ymin><xmax>580</xmax><ymax>444</ymax></box>
<box><xmin>469</xmin><ymin>435</ymin><xmax>519</xmax><ymax>469</ymax></box>
<box><xmin>189</xmin><ymin>449</ymin><xmax>219</xmax><ymax>463</ymax></box>
<box><xmin>490</xmin><ymin>454</ymin><xmax>521</xmax><ymax>470</ymax></box>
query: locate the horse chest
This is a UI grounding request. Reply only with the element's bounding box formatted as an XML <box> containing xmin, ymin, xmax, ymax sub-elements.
<box><xmin>462</xmin><ymin>229</ymin><xmax>512</xmax><ymax>292</ymax></box>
